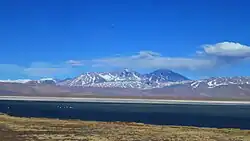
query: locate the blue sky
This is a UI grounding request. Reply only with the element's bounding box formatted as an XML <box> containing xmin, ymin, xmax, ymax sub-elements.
<box><xmin>0</xmin><ymin>0</ymin><xmax>250</xmax><ymax>80</ymax></box>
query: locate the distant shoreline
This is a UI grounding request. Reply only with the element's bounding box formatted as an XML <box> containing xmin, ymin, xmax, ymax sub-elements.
<box><xmin>0</xmin><ymin>96</ymin><xmax>250</xmax><ymax>105</ymax></box>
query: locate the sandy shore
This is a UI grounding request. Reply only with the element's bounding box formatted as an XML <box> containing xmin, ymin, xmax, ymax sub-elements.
<box><xmin>0</xmin><ymin>96</ymin><xmax>250</xmax><ymax>105</ymax></box>
<box><xmin>1</xmin><ymin>114</ymin><xmax>250</xmax><ymax>141</ymax></box>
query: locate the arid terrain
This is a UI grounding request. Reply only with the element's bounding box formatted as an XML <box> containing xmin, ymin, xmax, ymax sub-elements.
<box><xmin>1</xmin><ymin>75</ymin><xmax>250</xmax><ymax>100</ymax></box>
<box><xmin>0</xmin><ymin>114</ymin><xmax>250</xmax><ymax>141</ymax></box>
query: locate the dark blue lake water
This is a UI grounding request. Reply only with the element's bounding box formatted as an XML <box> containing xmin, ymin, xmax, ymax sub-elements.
<box><xmin>1</xmin><ymin>100</ymin><xmax>250</xmax><ymax>129</ymax></box>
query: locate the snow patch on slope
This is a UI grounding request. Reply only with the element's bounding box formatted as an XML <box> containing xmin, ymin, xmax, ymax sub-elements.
<box><xmin>0</xmin><ymin>79</ymin><xmax>32</xmax><ymax>84</ymax></box>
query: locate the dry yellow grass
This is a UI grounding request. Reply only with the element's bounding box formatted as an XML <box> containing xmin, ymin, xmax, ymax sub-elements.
<box><xmin>0</xmin><ymin>114</ymin><xmax>250</xmax><ymax>141</ymax></box>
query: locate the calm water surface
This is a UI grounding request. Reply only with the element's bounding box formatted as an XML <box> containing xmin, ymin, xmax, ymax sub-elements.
<box><xmin>1</xmin><ymin>100</ymin><xmax>250</xmax><ymax>129</ymax></box>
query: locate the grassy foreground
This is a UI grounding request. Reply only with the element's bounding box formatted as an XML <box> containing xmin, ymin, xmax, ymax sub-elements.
<box><xmin>0</xmin><ymin>114</ymin><xmax>250</xmax><ymax>141</ymax></box>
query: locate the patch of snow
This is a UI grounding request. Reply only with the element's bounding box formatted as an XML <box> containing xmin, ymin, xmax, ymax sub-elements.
<box><xmin>0</xmin><ymin>79</ymin><xmax>32</xmax><ymax>84</ymax></box>
<box><xmin>191</xmin><ymin>81</ymin><xmax>200</xmax><ymax>89</ymax></box>
<box><xmin>99</xmin><ymin>74</ymin><xmax>114</xmax><ymax>81</ymax></box>
<box><xmin>40</xmin><ymin>78</ymin><xmax>54</xmax><ymax>81</ymax></box>
<box><xmin>132</xmin><ymin>73</ymin><xmax>141</xmax><ymax>81</ymax></box>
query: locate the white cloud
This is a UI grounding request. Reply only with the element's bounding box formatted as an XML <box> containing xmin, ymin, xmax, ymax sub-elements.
<box><xmin>2</xmin><ymin>42</ymin><xmax>249</xmax><ymax>79</ymax></box>
<box><xmin>66</xmin><ymin>60</ymin><xmax>84</xmax><ymax>66</ymax></box>
<box><xmin>132</xmin><ymin>51</ymin><xmax>161</xmax><ymax>59</ymax></box>
<box><xmin>203</xmin><ymin>42</ymin><xmax>250</xmax><ymax>58</ymax></box>
<box><xmin>66</xmin><ymin>42</ymin><xmax>250</xmax><ymax>70</ymax></box>
<box><xmin>23</xmin><ymin>62</ymin><xmax>72</xmax><ymax>77</ymax></box>
<box><xmin>24</xmin><ymin>68</ymin><xmax>70</xmax><ymax>77</ymax></box>
<box><xmin>0</xmin><ymin>62</ymin><xmax>75</xmax><ymax>79</ymax></box>
<box><xmin>92</xmin><ymin>51</ymin><xmax>214</xmax><ymax>70</ymax></box>
<box><xmin>0</xmin><ymin>64</ymin><xmax>24</xmax><ymax>72</ymax></box>
<box><xmin>0</xmin><ymin>64</ymin><xmax>25</xmax><ymax>79</ymax></box>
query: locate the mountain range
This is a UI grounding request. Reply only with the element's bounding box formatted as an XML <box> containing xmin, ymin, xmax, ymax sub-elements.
<box><xmin>56</xmin><ymin>69</ymin><xmax>189</xmax><ymax>89</ymax></box>
<box><xmin>0</xmin><ymin>69</ymin><xmax>250</xmax><ymax>99</ymax></box>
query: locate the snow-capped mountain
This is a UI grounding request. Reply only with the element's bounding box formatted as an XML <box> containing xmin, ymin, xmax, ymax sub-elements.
<box><xmin>92</xmin><ymin>68</ymin><xmax>142</xmax><ymax>82</ymax></box>
<box><xmin>61</xmin><ymin>72</ymin><xmax>107</xmax><ymax>86</ymax></box>
<box><xmin>0</xmin><ymin>78</ymin><xmax>57</xmax><ymax>85</ymax></box>
<box><xmin>2</xmin><ymin>69</ymin><xmax>250</xmax><ymax>99</ymax></box>
<box><xmin>0</xmin><ymin>79</ymin><xmax>32</xmax><ymax>84</ymax></box>
<box><xmin>143</xmin><ymin>69</ymin><xmax>189</xmax><ymax>83</ymax></box>
<box><xmin>85</xmin><ymin>81</ymin><xmax>151</xmax><ymax>89</ymax></box>
<box><xmin>56</xmin><ymin>69</ymin><xmax>141</xmax><ymax>87</ymax></box>
<box><xmin>0</xmin><ymin>70</ymin><xmax>250</xmax><ymax>99</ymax></box>
<box><xmin>111</xmin><ymin>68</ymin><xmax>142</xmax><ymax>81</ymax></box>
<box><xmin>57</xmin><ymin>69</ymin><xmax>187</xmax><ymax>88</ymax></box>
<box><xmin>189</xmin><ymin>77</ymin><xmax>250</xmax><ymax>89</ymax></box>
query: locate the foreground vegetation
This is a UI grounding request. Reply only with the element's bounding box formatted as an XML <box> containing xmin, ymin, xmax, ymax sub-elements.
<box><xmin>0</xmin><ymin>114</ymin><xmax>250</xmax><ymax>141</ymax></box>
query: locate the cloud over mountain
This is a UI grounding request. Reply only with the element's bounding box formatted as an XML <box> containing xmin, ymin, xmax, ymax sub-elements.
<box><xmin>92</xmin><ymin>51</ymin><xmax>214</xmax><ymax>70</ymax></box>
<box><xmin>66</xmin><ymin>60</ymin><xmax>84</xmax><ymax>66</ymax></box>
<box><xmin>23</xmin><ymin>62</ymin><xmax>73</xmax><ymax>78</ymax></box>
<box><xmin>0</xmin><ymin>62</ymin><xmax>74</xmax><ymax>79</ymax></box>
<box><xmin>65</xmin><ymin>42</ymin><xmax>250</xmax><ymax>71</ymax></box>
<box><xmin>203</xmin><ymin>42</ymin><xmax>250</xmax><ymax>58</ymax></box>
<box><xmin>1</xmin><ymin>42</ymin><xmax>249</xmax><ymax>79</ymax></box>
<box><xmin>201</xmin><ymin>42</ymin><xmax>250</xmax><ymax>65</ymax></box>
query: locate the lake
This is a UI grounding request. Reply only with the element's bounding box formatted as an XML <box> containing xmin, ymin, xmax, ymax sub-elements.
<box><xmin>1</xmin><ymin>100</ymin><xmax>250</xmax><ymax>129</ymax></box>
